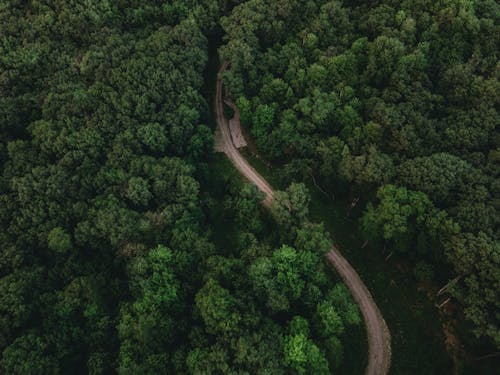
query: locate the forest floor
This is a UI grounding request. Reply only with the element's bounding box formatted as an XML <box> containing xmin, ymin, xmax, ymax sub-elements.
<box><xmin>215</xmin><ymin>63</ymin><xmax>391</xmax><ymax>375</ymax></box>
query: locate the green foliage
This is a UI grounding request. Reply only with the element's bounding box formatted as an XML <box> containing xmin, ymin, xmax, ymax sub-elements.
<box><xmin>252</xmin><ymin>104</ymin><xmax>275</xmax><ymax>145</ymax></box>
<box><xmin>284</xmin><ymin>333</ymin><xmax>329</xmax><ymax>375</ymax></box>
<box><xmin>249</xmin><ymin>241</ymin><xmax>333</xmax><ymax>313</ymax></box>
<box><xmin>316</xmin><ymin>136</ymin><xmax>346</xmax><ymax>183</ymax></box>
<box><xmin>316</xmin><ymin>301</ymin><xmax>345</xmax><ymax>337</ymax></box>
<box><xmin>0</xmin><ymin>334</ymin><xmax>58</xmax><ymax>375</ymax></box>
<box><xmin>0</xmin><ymin>1</ymin><xmax>219</xmax><ymax>372</ymax></box>
<box><xmin>367</xmin><ymin>36</ymin><xmax>405</xmax><ymax>85</ymax></box>
<box><xmin>294</xmin><ymin>222</ymin><xmax>332</xmax><ymax>255</ymax></box>
<box><xmin>195</xmin><ymin>279</ymin><xmax>241</xmax><ymax>334</ymax></box>
<box><xmin>126</xmin><ymin>177</ymin><xmax>152</xmax><ymax>207</ymax></box>
<box><xmin>327</xmin><ymin>284</ymin><xmax>362</xmax><ymax>326</ymax></box>
<box><xmin>118</xmin><ymin>245</ymin><xmax>183</xmax><ymax>372</ymax></box>
<box><xmin>396</xmin><ymin>153</ymin><xmax>483</xmax><ymax>205</ymax></box>
<box><xmin>272</xmin><ymin>183</ymin><xmax>311</xmax><ymax>232</ymax></box>
<box><xmin>47</xmin><ymin>227</ymin><xmax>72</xmax><ymax>253</ymax></box>
<box><xmin>0</xmin><ymin>270</ymin><xmax>41</xmax><ymax>349</ymax></box>
<box><xmin>137</xmin><ymin>123</ymin><xmax>167</xmax><ymax>153</ymax></box>
<box><xmin>225</xmin><ymin>183</ymin><xmax>265</xmax><ymax>233</ymax></box>
<box><xmin>236</xmin><ymin>96</ymin><xmax>252</xmax><ymax>126</ymax></box>
<box><xmin>289</xmin><ymin>316</ymin><xmax>310</xmax><ymax>336</ymax></box>
<box><xmin>339</xmin><ymin>146</ymin><xmax>395</xmax><ymax>189</ymax></box>
<box><xmin>221</xmin><ymin>0</ymin><xmax>500</xmax><ymax>356</ymax></box>
<box><xmin>361</xmin><ymin>185</ymin><xmax>457</xmax><ymax>254</ymax></box>
<box><xmin>445</xmin><ymin>232</ymin><xmax>500</xmax><ymax>346</ymax></box>
<box><xmin>2</xmin><ymin>0</ymin><xmax>498</xmax><ymax>372</ymax></box>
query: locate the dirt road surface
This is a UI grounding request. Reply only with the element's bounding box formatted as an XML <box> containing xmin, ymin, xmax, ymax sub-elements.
<box><xmin>215</xmin><ymin>62</ymin><xmax>391</xmax><ymax>375</ymax></box>
<box><xmin>224</xmin><ymin>99</ymin><xmax>247</xmax><ymax>148</ymax></box>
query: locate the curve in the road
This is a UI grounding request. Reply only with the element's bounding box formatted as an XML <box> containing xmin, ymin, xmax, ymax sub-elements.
<box><xmin>215</xmin><ymin>62</ymin><xmax>391</xmax><ymax>375</ymax></box>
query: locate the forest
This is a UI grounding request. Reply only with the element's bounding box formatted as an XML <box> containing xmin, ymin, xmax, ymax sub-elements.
<box><xmin>0</xmin><ymin>0</ymin><xmax>498</xmax><ymax>374</ymax></box>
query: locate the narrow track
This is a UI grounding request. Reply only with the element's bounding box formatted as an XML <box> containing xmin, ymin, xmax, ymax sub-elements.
<box><xmin>215</xmin><ymin>62</ymin><xmax>391</xmax><ymax>375</ymax></box>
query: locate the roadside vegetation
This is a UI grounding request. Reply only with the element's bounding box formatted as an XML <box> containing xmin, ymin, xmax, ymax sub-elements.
<box><xmin>221</xmin><ymin>0</ymin><xmax>499</xmax><ymax>372</ymax></box>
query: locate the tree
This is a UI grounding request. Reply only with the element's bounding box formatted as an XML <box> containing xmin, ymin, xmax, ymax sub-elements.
<box><xmin>0</xmin><ymin>334</ymin><xmax>59</xmax><ymax>375</ymax></box>
<box><xmin>284</xmin><ymin>333</ymin><xmax>329</xmax><ymax>374</ymax></box>
<box><xmin>195</xmin><ymin>279</ymin><xmax>241</xmax><ymax>335</ymax></box>
<box><xmin>249</xmin><ymin>244</ymin><xmax>324</xmax><ymax>313</ymax></box>
<box><xmin>137</xmin><ymin>123</ymin><xmax>167</xmax><ymax>153</ymax></box>
<box><xmin>315</xmin><ymin>301</ymin><xmax>344</xmax><ymax>337</ymax></box>
<box><xmin>445</xmin><ymin>232</ymin><xmax>500</xmax><ymax>346</ymax></box>
<box><xmin>220</xmin><ymin>0</ymin><xmax>500</xmax><ymax>368</ymax></box>
<box><xmin>326</xmin><ymin>284</ymin><xmax>361</xmax><ymax>326</ymax></box>
<box><xmin>118</xmin><ymin>245</ymin><xmax>182</xmax><ymax>373</ymax></box>
<box><xmin>47</xmin><ymin>227</ymin><xmax>72</xmax><ymax>253</ymax></box>
<box><xmin>236</xmin><ymin>96</ymin><xmax>252</xmax><ymax>126</ymax></box>
<box><xmin>272</xmin><ymin>183</ymin><xmax>310</xmax><ymax>231</ymax></box>
<box><xmin>361</xmin><ymin>184</ymin><xmax>456</xmax><ymax>255</ymax></box>
<box><xmin>396</xmin><ymin>153</ymin><xmax>483</xmax><ymax>206</ymax></box>
<box><xmin>339</xmin><ymin>146</ymin><xmax>395</xmax><ymax>190</ymax></box>
<box><xmin>366</xmin><ymin>36</ymin><xmax>405</xmax><ymax>86</ymax></box>
<box><xmin>2</xmin><ymin>0</ymin><xmax>498</xmax><ymax>371</ymax></box>
<box><xmin>252</xmin><ymin>104</ymin><xmax>276</xmax><ymax>147</ymax></box>
<box><xmin>316</xmin><ymin>136</ymin><xmax>346</xmax><ymax>184</ymax></box>
<box><xmin>0</xmin><ymin>270</ymin><xmax>41</xmax><ymax>349</ymax></box>
<box><xmin>226</xmin><ymin>183</ymin><xmax>265</xmax><ymax>233</ymax></box>
<box><xmin>188</xmin><ymin>125</ymin><xmax>213</xmax><ymax>161</ymax></box>
<box><xmin>294</xmin><ymin>222</ymin><xmax>332</xmax><ymax>255</ymax></box>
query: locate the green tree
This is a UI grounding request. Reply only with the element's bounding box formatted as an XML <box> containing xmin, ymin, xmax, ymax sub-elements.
<box><xmin>397</xmin><ymin>153</ymin><xmax>482</xmax><ymax>206</ymax></box>
<box><xmin>294</xmin><ymin>222</ymin><xmax>332</xmax><ymax>255</ymax></box>
<box><xmin>195</xmin><ymin>279</ymin><xmax>241</xmax><ymax>334</ymax></box>
<box><xmin>226</xmin><ymin>183</ymin><xmax>265</xmax><ymax>233</ymax></box>
<box><xmin>445</xmin><ymin>232</ymin><xmax>500</xmax><ymax>346</ymax></box>
<box><xmin>284</xmin><ymin>333</ymin><xmax>329</xmax><ymax>375</ymax></box>
<box><xmin>47</xmin><ymin>227</ymin><xmax>72</xmax><ymax>253</ymax></box>
<box><xmin>249</xmin><ymin>245</ymin><xmax>323</xmax><ymax>313</ymax></box>
<box><xmin>137</xmin><ymin>123</ymin><xmax>167</xmax><ymax>153</ymax></box>
<box><xmin>366</xmin><ymin>35</ymin><xmax>405</xmax><ymax>85</ymax></box>
<box><xmin>272</xmin><ymin>183</ymin><xmax>310</xmax><ymax>231</ymax></box>
<box><xmin>0</xmin><ymin>334</ymin><xmax>59</xmax><ymax>375</ymax></box>
<box><xmin>361</xmin><ymin>184</ymin><xmax>456</xmax><ymax>254</ymax></box>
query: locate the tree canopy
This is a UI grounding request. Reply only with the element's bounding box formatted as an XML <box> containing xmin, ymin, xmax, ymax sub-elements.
<box><xmin>1</xmin><ymin>0</ymin><xmax>498</xmax><ymax>373</ymax></box>
<box><xmin>220</xmin><ymin>0</ymin><xmax>499</xmax><ymax>361</ymax></box>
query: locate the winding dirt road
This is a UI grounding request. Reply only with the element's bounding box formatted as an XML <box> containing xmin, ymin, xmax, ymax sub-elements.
<box><xmin>215</xmin><ymin>62</ymin><xmax>391</xmax><ymax>375</ymax></box>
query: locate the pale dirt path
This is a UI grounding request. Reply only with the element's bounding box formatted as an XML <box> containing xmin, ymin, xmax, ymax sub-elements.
<box><xmin>224</xmin><ymin>99</ymin><xmax>247</xmax><ymax>148</ymax></box>
<box><xmin>215</xmin><ymin>62</ymin><xmax>391</xmax><ymax>375</ymax></box>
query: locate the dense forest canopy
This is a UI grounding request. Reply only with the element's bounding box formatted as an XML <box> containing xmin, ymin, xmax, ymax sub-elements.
<box><xmin>0</xmin><ymin>1</ymin><xmax>215</xmax><ymax>373</ymax></box>
<box><xmin>0</xmin><ymin>1</ymin><xmax>362</xmax><ymax>374</ymax></box>
<box><xmin>0</xmin><ymin>0</ymin><xmax>498</xmax><ymax>374</ymax></box>
<box><xmin>220</xmin><ymin>0</ymin><xmax>499</xmax><ymax>352</ymax></box>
